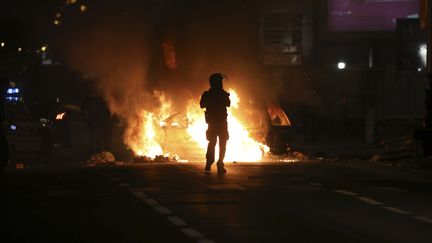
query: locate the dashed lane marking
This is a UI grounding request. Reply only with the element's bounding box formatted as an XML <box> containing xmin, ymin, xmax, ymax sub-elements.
<box><xmin>356</xmin><ymin>196</ymin><xmax>383</xmax><ymax>205</ymax></box>
<box><xmin>152</xmin><ymin>206</ymin><xmax>172</xmax><ymax>215</ymax></box>
<box><xmin>126</xmin><ymin>182</ymin><xmax>216</xmax><ymax>242</ymax></box>
<box><xmin>142</xmin><ymin>199</ymin><xmax>159</xmax><ymax>206</ymax></box>
<box><xmin>382</xmin><ymin>206</ymin><xmax>412</xmax><ymax>215</ymax></box>
<box><xmin>413</xmin><ymin>216</ymin><xmax>432</xmax><ymax>224</ymax></box>
<box><xmin>167</xmin><ymin>216</ymin><xmax>188</xmax><ymax>226</ymax></box>
<box><xmin>181</xmin><ymin>228</ymin><xmax>204</xmax><ymax>238</ymax></box>
<box><xmin>330</xmin><ymin>188</ymin><xmax>432</xmax><ymax>224</ymax></box>
<box><xmin>129</xmin><ymin>191</ymin><xmax>148</xmax><ymax>199</ymax></box>
<box><xmin>333</xmin><ymin>189</ymin><xmax>358</xmax><ymax>196</ymax></box>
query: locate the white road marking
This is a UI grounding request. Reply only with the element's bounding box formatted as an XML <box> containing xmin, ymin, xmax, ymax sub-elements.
<box><xmin>356</xmin><ymin>196</ymin><xmax>383</xmax><ymax>205</ymax></box>
<box><xmin>167</xmin><ymin>216</ymin><xmax>187</xmax><ymax>226</ymax></box>
<box><xmin>382</xmin><ymin>206</ymin><xmax>412</xmax><ymax>215</ymax></box>
<box><xmin>142</xmin><ymin>199</ymin><xmax>159</xmax><ymax>206</ymax></box>
<box><xmin>153</xmin><ymin>206</ymin><xmax>172</xmax><ymax>215</ymax></box>
<box><xmin>181</xmin><ymin>228</ymin><xmax>204</xmax><ymax>238</ymax></box>
<box><xmin>413</xmin><ymin>216</ymin><xmax>432</xmax><ymax>224</ymax></box>
<box><xmin>309</xmin><ymin>182</ymin><xmax>324</xmax><ymax>186</ymax></box>
<box><xmin>333</xmin><ymin>189</ymin><xmax>358</xmax><ymax>196</ymax></box>
<box><xmin>129</xmin><ymin>191</ymin><xmax>148</xmax><ymax>199</ymax></box>
<box><xmin>119</xmin><ymin>183</ymin><xmax>130</xmax><ymax>187</ymax></box>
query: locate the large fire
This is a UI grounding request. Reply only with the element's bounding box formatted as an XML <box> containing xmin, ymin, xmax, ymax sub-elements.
<box><xmin>126</xmin><ymin>89</ymin><xmax>269</xmax><ymax>162</ymax></box>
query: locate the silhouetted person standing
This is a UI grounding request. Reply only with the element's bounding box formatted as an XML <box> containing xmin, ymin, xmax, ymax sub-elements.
<box><xmin>200</xmin><ymin>73</ymin><xmax>230</xmax><ymax>174</ymax></box>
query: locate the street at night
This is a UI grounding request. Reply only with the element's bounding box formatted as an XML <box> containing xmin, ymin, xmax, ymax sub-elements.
<box><xmin>2</xmin><ymin>0</ymin><xmax>432</xmax><ymax>242</ymax></box>
<box><xmin>1</xmin><ymin>160</ymin><xmax>432</xmax><ymax>242</ymax></box>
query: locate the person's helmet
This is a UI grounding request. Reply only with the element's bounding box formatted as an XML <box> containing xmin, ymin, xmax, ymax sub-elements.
<box><xmin>209</xmin><ymin>73</ymin><xmax>225</xmax><ymax>89</ymax></box>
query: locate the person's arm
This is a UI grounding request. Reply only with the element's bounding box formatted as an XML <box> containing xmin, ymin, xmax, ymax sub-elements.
<box><xmin>200</xmin><ymin>92</ymin><xmax>208</xmax><ymax>108</ymax></box>
<box><xmin>225</xmin><ymin>91</ymin><xmax>231</xmax><ymax>107</ymax></box>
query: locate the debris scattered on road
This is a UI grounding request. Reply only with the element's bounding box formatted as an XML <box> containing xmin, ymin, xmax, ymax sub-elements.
<box><xmin>292</xmin><ymin>151</ymin><xmax>307</xmax><ymax>161</ymax></box>
<box><xmin>87</xmin><ymin>151</ymin><xmax>116</xmax><ymax>164</ymax></box>
<box><xmin>370</xmin><ymin>154</ymin><xmax>381</xmax><ymax>163</ymax></box>
<box><xmin>133</xmin><ymin>154</ymin><xmax>178</xmax><ymax>163</ymax></box>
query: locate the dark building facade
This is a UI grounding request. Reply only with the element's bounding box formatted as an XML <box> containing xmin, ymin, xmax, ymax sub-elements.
<box><xmin>259</xmin><ymin>0</ymin><xmax>425</xmax><ymax>142</ymax></box>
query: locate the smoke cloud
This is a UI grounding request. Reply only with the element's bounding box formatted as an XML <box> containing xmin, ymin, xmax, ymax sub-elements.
<box><xmin>58</xmin><ymin>0</ymin><xmax>268</xmax><ymax>154</ymax></box>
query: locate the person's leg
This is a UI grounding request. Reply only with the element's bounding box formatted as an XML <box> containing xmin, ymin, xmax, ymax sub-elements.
<box><xmin>216</xmin><ymin>122</ymin><xmax>229</xmax><ymax>173</ymax></box>
<box><xmin>205</xmin><ymin>126</ymin><xmax>217</xmax><ymax>171</ymax></box>
<box><xmin>217</xmin><ymin>137</ymin><xmax>227</xmax><ymax>172</ymax></box>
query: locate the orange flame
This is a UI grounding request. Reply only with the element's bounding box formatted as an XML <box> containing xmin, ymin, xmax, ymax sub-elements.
<box><xmin>56</xmin><ymin>112</ymin><xmax>66</xmax><ymax>120</ymax></box>
<box><xmin>126</xmin><ymin>88</ymin><xmax>269</xmax><ymax>162</ymax></box>
<box><xmin>187</xmin><ymin>89</ymin><xmax>269</xmax><ymax>162</ymax></box>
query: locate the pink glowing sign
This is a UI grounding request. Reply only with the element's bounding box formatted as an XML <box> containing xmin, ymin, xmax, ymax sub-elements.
<box><xmin>328</xmin><ymin>0</ymin><xmax>419</xmax><ymax>31</ymax></box>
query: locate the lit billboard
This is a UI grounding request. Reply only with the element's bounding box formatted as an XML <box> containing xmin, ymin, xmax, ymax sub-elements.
<box><xmin>328</xmin><ymin>0</ymin><xmax>419</xmax><ymax>31</ymax></box>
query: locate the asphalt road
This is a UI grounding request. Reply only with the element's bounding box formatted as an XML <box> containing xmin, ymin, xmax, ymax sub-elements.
<box><xmin>1</xmin><ymin>160</ymin><xmax>432</xmax><ymax>243</ymax></box>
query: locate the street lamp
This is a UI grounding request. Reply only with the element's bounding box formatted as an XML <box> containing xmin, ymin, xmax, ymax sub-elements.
<box><xmin>1</xmin><ymin>42</ymin><xmax>5</xmax><ymax>47</ymax></box>
<box><xmin>337</xmin><ymin>62</ymin><xmax>346</xmax><ymax>70</ymax></box>
<box><xmin>419</xmin><ymin>44</ymin><xmax>427</xmax><ymax>67</ymax></box>
<box><xmin>80</xmin><ymin>4</ymin><xmax>87</xmax><ymax>12</ymax></box>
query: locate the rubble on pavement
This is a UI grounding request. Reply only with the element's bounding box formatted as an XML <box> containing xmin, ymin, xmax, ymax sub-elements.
<box><xmin>86</xmin><ymin>151</ymin><xmax>116</xmax><ymax>165</ymax></box>
<box><xmin>133</xmin><ymin>154</ymin><xmax>178</xmax><ymax>163</ymax></box>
